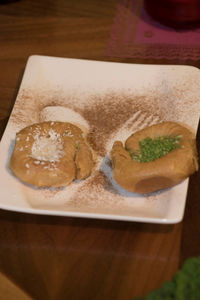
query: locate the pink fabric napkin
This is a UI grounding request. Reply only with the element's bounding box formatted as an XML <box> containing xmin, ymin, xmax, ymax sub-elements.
<box><xmin>106</xmin><ymin>0</ymin><xmax>200</xmax><ymax>60</ymax></box>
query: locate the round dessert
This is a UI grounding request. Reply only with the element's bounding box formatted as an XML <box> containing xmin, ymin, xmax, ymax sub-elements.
<box><xmin>111</xmin><ymin>121</ymin><xmax>198</xmax><ymax>194</ymax></box>
<box><xmin>9</xmin><ymin>121</ymin><xmax>94</xmax><ymax>188</ymax></box>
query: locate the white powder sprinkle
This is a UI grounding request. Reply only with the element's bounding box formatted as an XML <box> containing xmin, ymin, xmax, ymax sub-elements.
<box><xmin>34</xmin><ymin>160</ymin><xmax>40</xmax><ymax>165</ymax></box>
<box><xmin>48</xmin><ymin>129</ymin><xmax>61</xmax><ymax>140</ymax></box>
<box><xmin>16</xmin><ymin>137</ymin><xmax>20</xmax><ymax>141</ymax></box>
<box><xmin>19</xmin><ymin>147</ymin><xmax>24</xmax><ymax>151</ymax></box>
<box><xmin>31</xmin><ymin>130</ymin><xmax>64</xmax><ymax>162</ymax></box>
<box><xmin>25</xmin><ymin>163</ymin><xmax>30</xmax><ymax>168</ymax></box>
<box><xmin>26</xmin><ymin>136</ymin><xmax>30</xmax><ymax>141</ymax></box>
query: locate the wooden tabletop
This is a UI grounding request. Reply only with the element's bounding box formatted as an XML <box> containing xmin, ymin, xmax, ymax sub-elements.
<box><xmin>0</xmin><ymin>1</ymin><xmax>200</xmax><ymax>299</ymax></box>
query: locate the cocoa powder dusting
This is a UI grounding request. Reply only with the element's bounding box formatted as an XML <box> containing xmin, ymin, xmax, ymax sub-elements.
<box><xmin>80</xmin><ymin>91</ymin><xmax>161</xmax><ymax>156</ymax></box>
<box><xmin>8</xmin><ymin>76</ymin><xmax>200</xmax><ymax>217</ymax></box>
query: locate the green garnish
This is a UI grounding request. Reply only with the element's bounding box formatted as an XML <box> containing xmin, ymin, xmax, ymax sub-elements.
<box><xmin>134</xmin><ymin>256</ymin><xmax>200</xmax><ymax>300</ymax></box>
<box><xmin>130</xmin><ymin>135</ymin><xmax>182</xmax><ymax>163</ymax></box>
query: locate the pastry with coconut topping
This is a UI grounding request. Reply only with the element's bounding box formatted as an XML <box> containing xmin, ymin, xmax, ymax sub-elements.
<box><xmin>9</xmin><ymin>121</ymin><xmax>94</xmax><ymax>188</ymax></box>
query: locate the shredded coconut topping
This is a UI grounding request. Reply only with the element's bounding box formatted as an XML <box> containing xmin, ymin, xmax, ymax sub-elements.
<box><xmin>31</xmin><ymin>129</ymin><xmax>64</xmax><ymax>162</ymax></box>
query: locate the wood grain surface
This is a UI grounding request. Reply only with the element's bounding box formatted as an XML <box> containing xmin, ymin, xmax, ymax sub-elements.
<box><xmin>0</xmin><ymin>1</ymin><xmax>199</xmax><ymax>299</ymax></box>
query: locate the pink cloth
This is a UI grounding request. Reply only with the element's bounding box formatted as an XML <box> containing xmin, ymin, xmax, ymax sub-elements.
<box><xmin>106</xmin><ymin>0</ymin><xmax>200</xmax><ymax>60</ymax></box>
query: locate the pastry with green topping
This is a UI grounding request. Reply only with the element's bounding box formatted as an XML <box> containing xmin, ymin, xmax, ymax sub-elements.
<box><xmin>111</xmin><ymin>121</ymin><xmax>198</xmax><ymax>194</ymax></box>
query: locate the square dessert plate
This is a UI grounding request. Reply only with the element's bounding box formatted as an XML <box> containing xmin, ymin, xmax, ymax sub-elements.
<box><xmin>0</xmin><ymin>55</ymin><xmax>200</xmax><ymax>224</ymax></box>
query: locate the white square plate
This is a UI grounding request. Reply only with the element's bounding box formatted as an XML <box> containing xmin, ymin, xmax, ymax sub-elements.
<box><xmin>0</xmin><ymin>55</ymin><xmax>200</xmax><ymax>223</ymax></box>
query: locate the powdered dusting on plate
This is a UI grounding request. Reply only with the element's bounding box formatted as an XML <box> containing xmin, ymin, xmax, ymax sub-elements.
<box><xmin>2</xmin><ymin>58</ymin><xmax>200</xmax><ymax>222</ymax></box>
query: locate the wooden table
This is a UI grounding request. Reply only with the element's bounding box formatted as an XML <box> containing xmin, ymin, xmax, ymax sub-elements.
<box><xmin>0</xmin><ymin>1</ymin><xmax>200</xmax><ymax>299</ymax></box>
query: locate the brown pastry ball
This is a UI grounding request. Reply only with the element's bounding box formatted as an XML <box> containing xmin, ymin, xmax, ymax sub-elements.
<box><xmin>9</xmin><ymin>121</ymin><xmax>94</xmax><ymax>188</ymax></box>
<box><xmin>111</xmin><ymin>121</ymin><xmax>198</xmax><ymax>194</ymax></box>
